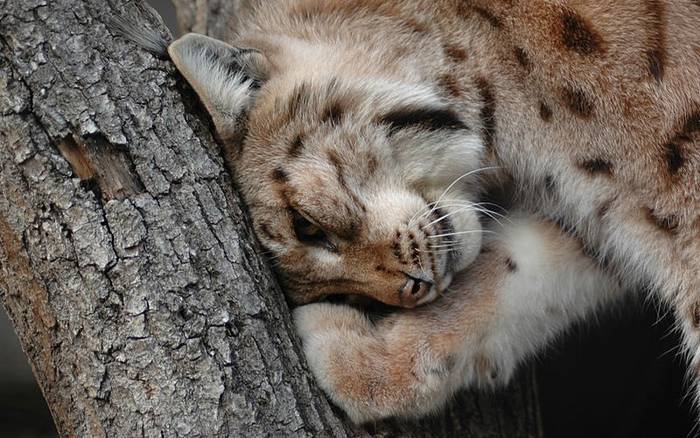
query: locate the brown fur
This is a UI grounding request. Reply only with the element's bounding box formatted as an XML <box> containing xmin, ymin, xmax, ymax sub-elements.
<box><xmin>228</xmin><ymin>0</ymin><xmax>700</xmax><ymax>302</ymax></box>
<box><xmin>168</xmin><ymin>0</ymin><xmax>700</xmax><ymax>420</ymax></box>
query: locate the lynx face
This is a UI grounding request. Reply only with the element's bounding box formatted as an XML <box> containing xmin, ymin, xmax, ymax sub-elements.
<box><xmin>168</xmin><ymin>34</ymin><xmax>486</xmax><ymax>307</ymax></box>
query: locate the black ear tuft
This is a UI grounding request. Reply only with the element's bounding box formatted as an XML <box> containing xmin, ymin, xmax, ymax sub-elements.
<box><xmin>109</xmin><ymin>15</ymin><xmax>171</xmax><ymax>58</ymax></box>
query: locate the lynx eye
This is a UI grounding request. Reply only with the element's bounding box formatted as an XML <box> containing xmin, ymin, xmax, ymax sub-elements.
<box><xmin>292</xmin><ymin>210</ymin><xmax>336</xmax><ymax>251</ymax></box>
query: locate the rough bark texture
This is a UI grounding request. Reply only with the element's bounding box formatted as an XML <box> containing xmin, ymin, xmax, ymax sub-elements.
<box><xmin>0</xmin><ymin>0</ymin><xmax>543</xmax><ymax>436</ymax></box>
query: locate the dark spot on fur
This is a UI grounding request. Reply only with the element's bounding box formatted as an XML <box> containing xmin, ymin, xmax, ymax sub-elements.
<box><xmin>473</xmin><ymin>6</ymin><xmax>503</xmax><ymax>28</ymax></box>
<box><xmin>562</xmin><ymin>87</ymin><xmax>594</xmax><ymax>118</ymax></box>
<box><xmin>539</xmin><ymin>101</ymin><xmax>553</xmax><ymax>122</ymax></box>
<box><xmin>298</xmin><ymin>7</ymin><xmax>319</xmax><ymax>22</ymax></box>
<box><xmin>289</xmin><ymin>134</ymin><xmax>304</xmax><ymax>157</ymax></box>
<box><xmin>578</xmin><ymin>158</ymin><xmax>613</xmax><ymax>175</ymax></box>
<box><xmin>272</xmin><ymin>167</ymin><xmax>289</xmax><ymax>183</ymax></box>
<box><xmin>380</xmin><ymin>107</ymin><xmax>469</xmax><ymax>134</ymax></box>
<box><xmin>408</xmin><ymin>232</ymin><xmax>419</xmax><ymax>263</ymax></box>
<box><xmin>513</xmin><ymin>47</ymin><xmax>531</xmax><ymax>70</ymax></box>
<box><xmin>691</xmin><ymin>302</ymin><xmax>700</xmax><ymax>328</ymax></box>
<box><xmin>505</xmin><ymin>257</ymin><xmax>517</xmax><ymax>272</ymax></box>
<box><xmin>645</xmin><ymin>0</ymin><xmax>666</xmax><ymax>82</ymax></box>
<box><xmin>663</xmin><ymin>111</ymin><xmax>700</xmax><ymax>176</ymax></box>
<box><xmin>403</xmin><ymin>18</ymin><xmax>429</xmax><ymax>34</ymax></box>
<box><xmin>544</xmin><ymin>175</ymin><xmax>556</xmax><ymax>193</ymax></box>
<box><xmin>321</xmin><ymin>101</ymin><xmax>343</xmax><ymax>125</ymax></box>
<box><xmin>366</xmin><ymin>154</ymin><xmax>379</xmax><ymax>176</ymax></box>
<box><xmin>438</xmin><ymin>73</ymin><xmax>462</xmax><ymax>97</ymax></box>
<box><xmin>645</xmin><ymin>49</ymin><xmax>665</xmax><ymax>82</ymax></box>
<box><xmin>327</xmin><ymin>150</ymin><xmax>368</xmax><ymax>216</ymax></box>
<box><xmin>664</xmin><ymin>142</ymin><xmax>684</xmax><ymax>175</ymax></box>
<box><xmin>327</xmin><ymin>150</ymin><xmax>342</xmax><ymax>171</ymax></box>
<box><xmin>479</xmin><ymin>246</ymin><xmax>493</xmax><ymax>255</ymax></box>
<box><xmin>682</xmin><ymin>112</ymin><xmax>700</xmax><ymax>135</ymax></box>
<box><xmin>475</xmin><ymin>77</ymin><xmax>497</xmax><ymax>149</ymax></box>
<box><xmin>561</xmin><ymin>9</ymin><xmax>604</xmax><ymax>55</ymax></box>
<box><xmin>375</xmin><ymin>265</ymin><xmax>390</xmax><ymax>273</ymax></box>
<box><xmin>597</xmin><ymin>197</ymin><xmax>616</xmax><ymax>218</ymax></box>
<box><xmin>454</xmin><ymin>3</ymin><xmax>470</xmax><ymax>18</ymax></box>
<box><xmin>444</xmin><ymin>43</ymin><xmax>468</xmax><ymax>62</ymax></box>
<box><xmin>327</xmin><ymin>153</ymin><xmax>352</xmax><ymax>203</ymax></box>
<box><xmin>393</xmin><ymin>233</ymin><xmax>403</xmax><ymax>261</ymax></box>
<box><xmin>288</xmin><ymin>82</ymin><xmax>311</xmax><ymax>116</ymax></box>
<box><xmin>645</xmin><ymin>207</ymin><xmax>679</xmax><ymax>234</ymax></box>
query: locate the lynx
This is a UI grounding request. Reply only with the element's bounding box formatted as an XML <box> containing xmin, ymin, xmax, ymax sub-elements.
<box><xmin>117</xmin><ymin>0</ymin><xmax>700</xmax><ymax>423</ymax></box>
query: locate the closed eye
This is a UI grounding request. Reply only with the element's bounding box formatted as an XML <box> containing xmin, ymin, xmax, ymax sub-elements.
<box><xmin>379</xmin><ymin>106</ymin><xmax>469</xmax><ymax>135</ymax></box>
<box><xmin>292</xmin><ymin>210</ymin><xmax>337</xmax><ymax>252</ymax></box>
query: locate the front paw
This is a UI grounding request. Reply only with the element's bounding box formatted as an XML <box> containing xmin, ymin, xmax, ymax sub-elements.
<box><xmin>293</xmin><ymin>303</ymin><xmax>454</xmax><ymax>424</ymax></box>
<box><xmin>293</xmin><ymin>303</ymin><xmax>381</xmax><ymax>423</ymax></box>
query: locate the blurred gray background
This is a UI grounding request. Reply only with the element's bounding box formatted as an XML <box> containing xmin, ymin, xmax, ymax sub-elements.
<box><xmin>151</xmin><ymin>0</ymin><xmax>179</xmax><ymax>36</ymax></box>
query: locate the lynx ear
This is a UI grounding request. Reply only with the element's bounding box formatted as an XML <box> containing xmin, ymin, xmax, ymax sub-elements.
<box><xmin>168</xmin><ymin>33</ymin><xmax>268</xmax><ymax>141</ymax></box>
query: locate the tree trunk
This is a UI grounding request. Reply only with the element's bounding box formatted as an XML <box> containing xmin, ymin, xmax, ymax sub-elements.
<box><xmin>0</xmin><ymin>0</ymin><xmax>543</xmax><ymax>436</ymax></box>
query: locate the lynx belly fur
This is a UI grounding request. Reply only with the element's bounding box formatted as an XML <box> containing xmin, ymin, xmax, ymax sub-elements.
<box><xmin>121</xmin><ymin>0</ymin><xmax>700</xmax><ymax>423</ymax></box>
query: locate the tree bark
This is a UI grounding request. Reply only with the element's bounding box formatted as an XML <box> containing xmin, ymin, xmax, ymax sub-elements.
<box><xmin>0</xmin><ymin>0</ymin><xmax>543</xmax><ymax>436</ymax></box>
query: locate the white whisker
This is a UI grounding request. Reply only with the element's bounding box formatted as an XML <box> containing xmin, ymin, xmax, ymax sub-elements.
<box><xmin>417</xmin><ymin>249</ymin><xmax>455</xmax><ymax>255</ymax></box>
<box><xmin>426</xmin><ymin>166</ymin><xmax>501</xmax><ymax>217</ymax></box>
<box><xmin>414</xmin><ymin>202</ymin><xmax>479</xmax><ymax>225</ymax></box>
<box><xmin>429</xmin><ymin>229</ymin><xmax>498</xmax><ymax>239</ymax></box>
<box><xmin>408</xmin><ymin>165</ymin><xmax>501</xmax><ymax>227</ymax></box>
<box><xmin>473</xmin><ymin>201</ymin><xmax>510</xmax><ymax>215</ymax></box>
<box><xmin>422</xmin><ymin>205</ymin><xmax>476</xmax><ymax>229</ymax></box>
<box><xmin>429</xmin><ymin>242</ymin><xmax>464</xmax><ymax>249</ymax></box>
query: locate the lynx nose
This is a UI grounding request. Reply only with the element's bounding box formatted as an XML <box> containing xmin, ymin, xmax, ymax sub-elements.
<box><xmin>399</xmin><ymin>273</ymin><xmax>434</xmax><ymax>307</ymax></box>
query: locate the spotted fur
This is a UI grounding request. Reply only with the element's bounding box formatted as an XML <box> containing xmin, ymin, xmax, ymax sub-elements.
<box><xmin>146</xmin><ymin>0</ymin><xmax>700</xmax><ymax>424</ymax></box>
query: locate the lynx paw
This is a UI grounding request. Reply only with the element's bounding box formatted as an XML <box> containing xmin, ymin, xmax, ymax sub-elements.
<box><xmin>293</xmin><ymin>303</ymin><xmax>381</xmax><ymax>423</ymax></box>
<box><xmin>293</xmin><ymin>303</ymin><xmax>454</xmax><ymax>423</ymax></box>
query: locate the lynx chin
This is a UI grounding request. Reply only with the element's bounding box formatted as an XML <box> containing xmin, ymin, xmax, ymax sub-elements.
<box><xmin>117</xmin><ymin>0</ymin><xmax>700</xmax><ymax>424</ymax></box>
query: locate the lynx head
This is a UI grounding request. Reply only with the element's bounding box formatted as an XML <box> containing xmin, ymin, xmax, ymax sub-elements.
<box><xmin>169</xmin><ymin>34</ymin><xmax>487</xmax><ymax>307</ymax></box>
